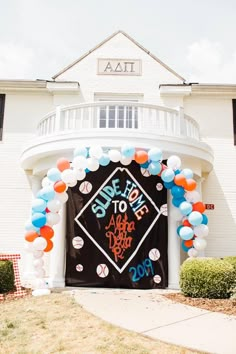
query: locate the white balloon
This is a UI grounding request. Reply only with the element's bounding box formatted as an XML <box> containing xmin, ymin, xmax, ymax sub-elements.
<box><xmin>120</xmin><ymin>155</ymin><xmax>132</xmax><ymax>166</ymax></box>
<box><xmin>33</xmin><ymin>258</ymin><xmax>44</xmax><ymax>269</ymax></box>
<box><xmin>187</xmin><ymin>248</ymin><xmax>198</xmax><ymax>258</ymax></box>
<box><xmin>46</xmin><ymin>212</ymin><xmax>60</xmax><ymax>226</ymax></box>
<box><xmin>194</xmin><ymin>224</ymin><xmax>209</xmax><ymax>238</ymax></box>
<box><xmin>33</xmin><ymin>237</ymin><xmax>47</xmax><ymax>251</ymax></box>
<box><xmin>185</xmin><ymin>191</ymin><xmax>201</xmax><ymax>203</ymax></box>
<box><xmin>193</xmin><ymin>238</ymin><xmax>207</xmax><ymax>251</ymax></box>
<box><xmin>34</xmin><ymin>278</ymin><xmax>48</xmax><ymax>289</ymax></box>
<box><xmin>55</xmin><ymin>192</ymin><xmax>68</xmax><ymax>204</ymax></box>
<box><xmin>170</xmin><ymin>207</ymin><xmax>183</xmax><ymax>221</ymax></box>
<box><xmin>75</xmin><ymin>169</ymin><xmax>86</xmax><ymax>181</ymax></box>
<box><xmin>167</xmin><ymin>155</ymin><xmax>181</xmax><ymax>170</ymax></box>
<box><xmin>87</xmin><ymin>158</ymin><xmax>99</xmax><ymax>171</ymax></box>
<box><xmin>89</xmin><ymin>146</ymin><xmax>103</xmax><ymax>159</ymax></box>
<box><xmin>41</xmin><ymin>176</ymin><xmax>52</xmax><ymax>188</ymax></box>
<box><xmin>109</xmin><ymin>149</ymin><xmax>121</xmax><ymax>163</ymax></box>
<box><xmin>72</xmin><ymin>156</ymin><xmax>87</xmax><ymax>170</ymax></box>
<box><xmin>47</xmin><ymin>199</ymin><xmax>62</xmax><ymax>213</ymax></box>
<box><xmin>35</xmin><ymin>268</ymin><xmax>46</xmax><ymax>278</ymax></box>
<box><xmin>61</xmin><ymin>169</ymin><xmax>77</xmax><ymax>184</ymax></box>
<box><xmin>33</xmin><ymin>250</ymin><xmax>44</xmax><ymax>259</ymax></box>
<box><xmin>66</xmin><ymin>180</ymin><xmax>77</xmax><ymax>187</ymax></box>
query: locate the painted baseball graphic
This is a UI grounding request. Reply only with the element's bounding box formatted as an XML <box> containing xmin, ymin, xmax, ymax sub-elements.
<box><xmin>76</xmin><ymin>264</ymin><xmax>83</xmax><ymax>272</ymax></box>
<box><xmin>149</xmin><ymin>248</ymin><xmax>160</xmax><ymax>261</ymax></box>
<box><xmin>72</xmin><ymin>236</ymin><xmax>84</xmax><ymax>249</ymax></box>
<box><xmin>153</xmin><ymin>274</ymin><xmax>161</xmax><ymax>284</ymax></box>
<box><xmin>160</xmin><ymin>203</ymin><xmax>168</xmax><ymax>216</ymax></box>
<box><xmin>156</xmin><ymin>182</ymin><xmax>163</xmax><ymax>191</ymax></box>
<box><xmin>140</xmin><ymin>167</ymin><xmax>151</xmax><ymax>177</ymax></box>
<box><xmin>96</xmin><ymin>263</ymin><xmax>109</xmax><ymax>278</ymax></box>
<box><xmin>79</xmin><ymin>181</ymin><xmax>93</xmax><ymax>194</ymax></box>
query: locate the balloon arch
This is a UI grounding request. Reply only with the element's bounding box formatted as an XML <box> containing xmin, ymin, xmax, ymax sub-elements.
<box><xmin>24</xmin><ymin>145</ymin><xmax>209</xmax><ymax>286</ymax></box>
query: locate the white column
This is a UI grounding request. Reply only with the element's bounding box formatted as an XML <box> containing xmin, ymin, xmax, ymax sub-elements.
<box><xmin>48</xmin><ymin>203</ymin><xmax>66</xmax><ymax>288</ymax></box>
<box><xmin>22</xmin><ymin>174</ymin><xmax>42</xmax><ymax>287</ymax></box>
<box><xmin>167</xmin><ymin>191</ymin><xmax>181</xmax><ymax>289</ymax></box>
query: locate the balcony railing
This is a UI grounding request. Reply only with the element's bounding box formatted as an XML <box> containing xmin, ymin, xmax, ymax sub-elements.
<box><xmin>37</xmin><ymin>102</ymin><xmax>200</xmax><ymax>141</ymax></box>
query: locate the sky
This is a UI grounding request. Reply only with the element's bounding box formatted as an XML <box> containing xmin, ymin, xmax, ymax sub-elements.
<box><xmin>0</xmin><ymin>0</ymin><xmax>236</xmax><ymax>83</ymax></box>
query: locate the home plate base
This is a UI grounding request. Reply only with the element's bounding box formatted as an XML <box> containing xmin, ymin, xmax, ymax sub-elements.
<box><xmin>32</xmin><ymin>289</ymin><xmax>51</xmax><ymax>296</ymax></box>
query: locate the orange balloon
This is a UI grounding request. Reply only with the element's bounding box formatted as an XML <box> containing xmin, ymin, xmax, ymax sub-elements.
<box><xmin>44</xmin><ymin>239</ymin><xmax>53</xmax><ymax>252</ymax></box>
<box><xmin>183</xmin><ymin>219</ymin><xmax>191</xmax><ymax>227</ymax></box>
<box><xmin>192</xmin><ymin>202</ymin><xmax>206</xmax><ymax>213</ymax></box>
<box><xmin>57</xmin><ymin>158</ymin><xmax>70</xmax><ymax>172</ymax></box>
<box><xmin>54</xmin><ymin>180</ymin><xmax>67</xmax><ymax>193</ymax></box>
<box><xmin>25</xmin><ymin>230</ymin><xmax>38</xmax><ymax>242</ymax></box>
<box><xmin>174</xmin><ymin>174</ymin><xmax>186</xmax><ymax>187</ymax></box>
<box><xmin>184</xmin><ymin>239</ymin><xmax>194</xmax><ymax>248</ymax></box>
<box><xmin>40</xmin><ymin>225</ymin><xmax>54</xmax><ymax>239</ymax></box>
<box><xmin>184</xmin><ymin>179</ymin><xmax>197</xmax><ymax>191</ymax></box>
<box><xmin>134</xmin><ymin>150</ymin><xmax>148</xmax><ymax>164</ymax></box>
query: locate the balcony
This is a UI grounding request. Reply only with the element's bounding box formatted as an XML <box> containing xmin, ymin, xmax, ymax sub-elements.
<box><xmin>20</xmin><ymin>102</ymin><xmax>214</xmax><ymax>173</ymax></box>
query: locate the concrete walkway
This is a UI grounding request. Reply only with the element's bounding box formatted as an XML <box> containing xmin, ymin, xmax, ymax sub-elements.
<box><xmin>71</xmin><ymin>288</ymin><xmax>236</xmax><ymax>354</ymax></box>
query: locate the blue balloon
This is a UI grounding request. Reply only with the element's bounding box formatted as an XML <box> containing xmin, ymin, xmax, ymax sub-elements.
<box><xmin>181</xmin><ymin>240</ymin><xmax>191</xmax><ymax>252</ymax></box>
<box><xmin>172</xmin><ymin>197</ymin><xmax>186</xmax><ymax>207</ymax></box>
<box><xmin>99</xmin><ymin>154</ymin><xmax>110</xmax><ymax>166</ymax></box>
<box><xmin>171</xmin><ymin>186</ymin><xmax>185</xmax><ymax>199</ymax></box>
<box><xmin>140</xmin><ymin>161</ymin><xmax>149</xmax><ymax>169</ymax></box>
<box><xmin>164</xmin><ymin>181</ymin><xmax>175</xmax><ymax>189</ymax></box>
<box><xmin>177</xmin><ymin>225</ymin><xmax>183</xmax><ymax>236</ymax></box>
<box><xmin>148</xmin><ymin>161</ymin><xmax>162</xmax><ymax>175</ymax></box>
<box><xmin>179</xmin><ymin>226</ymin><xmax>194</xmax><ymax>240</ymax></box>
<box><xmin>32</xmin><ymin>198</ymin><xmax>47</xmax><ymax>213</ymax></box>
<box><xmin>182</xmin><ymin>168</ymin><xmax>193</xmax><ymax>179</ymax></box>
<box><xmin>121</xmin><ymin>145</ymin><xmax>135</xmax><ymax>158</ymax></box>
<box><xmin>47</xmin><ymin>168</ymin><xmax>61</xmax><ymax>182</ymax></box>
<box><xmin>161</xmin><ymin>169</ymin><xmax>175</xmax><ymax>183</ymax></box>
<box><xmin>179</xmin><ymin>201</ymin><xmax>193</xmax><ymax>216</ymax></box>
<box><xmin>174</xmin><ymin>169</ymin><xmax>181</xmax><ymax>175</ymax></box>
<box><xmin>37</xmin><ymin>186</ymin><xmax>55</xmax><ymax>201</ymax></box>
<box><xmin>74</xmin><ymin>146</ymin><xmax>88</xmax><ymax>158</ymax></box>
<box><xmin>85</xmin><ymin>168</ymin><xmax>90</xmax><ymax>173</ymax></box>
<box><xmin>31</xmin><ymin>212</ymin><xmax>47</xmax><ymax>228</ymax></box>
<box><xmin>202</xmin><ymin>214</ymin><xmax>208</xmax><ymax>225</ymax></box>
<box><xmin>25</xmin><ymin>221</ymin><xmax>40</xmax><ymax>232</ymax></box>
<box><xmin>188</xmin><ymin>211</ymin><xmax>203</xmax><ymax>226</ymax></box>
<box><xmin>148</xmin><ymin>148</ymin><xmax>162</xmax><ymax>162</ymax></box>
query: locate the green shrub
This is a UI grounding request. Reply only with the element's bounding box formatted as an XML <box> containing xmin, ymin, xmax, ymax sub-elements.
<box><xmin>0</xmin><ymin>260</ymin><xmax>15</xmax><ymax>294</ymax></box>
<box><xmin>224</xmin><ymin>256</ymin><xmax>236</xmax><ymax>272</ymax></box>
<box><xmin>180</xmin><ymin>258</ymin><xmax>235</xmax><ymax>299</ymax></box>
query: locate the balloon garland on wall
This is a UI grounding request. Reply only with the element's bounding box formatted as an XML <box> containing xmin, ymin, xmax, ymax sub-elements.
<box><xmin>24</xmin><ymin>145</ymin><xmax>208</xmax><ymax>284</ymax></box>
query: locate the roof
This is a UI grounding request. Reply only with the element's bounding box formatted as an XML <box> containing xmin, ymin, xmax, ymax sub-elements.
<box><xmin>52</xmin><ymin>30</ymin><xmax>185</xmax><ymax>81</ymax></box>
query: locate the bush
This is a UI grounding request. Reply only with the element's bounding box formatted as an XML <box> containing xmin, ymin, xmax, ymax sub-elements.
<box><xmin>224</xmin><ymin>256</ymin><xmax>236</xmax><ymax>272</ymax></box>
<box><xmin>180</xmin><ymin>258</ymin><xmax>236</xmax><ymax>299</ymax></box>
<box><xmin>0</xmin><ymin>260</ymin><xmax>15</xmax><ymax>294</ymax></box>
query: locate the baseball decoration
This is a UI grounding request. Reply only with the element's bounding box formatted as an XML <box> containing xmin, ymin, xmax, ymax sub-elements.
<box><xmin>149</xmin><ymin>248</ymin><xmax>160</xmax><ymax>261</ymax></box>
<box><xmin>153</xmin><ymin>275</ymin><xmax>161</xmax><ymax>284</ymax></box>
<box><xmin>140</xmin><ymin>167</ymin><xmax>151</xmax><ymax>177</ymax></box>
<box><xmin>96</xmin><ymin>264</ymin><xmax>109</xmax><ymax>278</ymax></box>
<box><xmin>72</xmin><ymin>236</ymin><xmax>84</xmax><ymax>249</ymax></box>
<box><xmin>156</xmin><ymin>183</ymin><xmax>163</xmax><ymax>191</ymax></box>
<box><xmin>160</xmin><ymin>204</ymin><xmax>168</xmax><ymax>216</ymax></box>
<box><xmin>79</xmin><ymin>181</ymin><xmax>93</xmax><ymax>194</ymax></box>
<box><xmin>76</xmin><ymin>264</ymin><xmax>84</xmax><ymax>272</ymax></box>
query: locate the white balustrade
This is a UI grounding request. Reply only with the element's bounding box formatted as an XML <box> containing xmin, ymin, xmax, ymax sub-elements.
<box><xmin>36</xmin><ymin>102</ymin><xmax>200</xmax><ymax>141</ymax></box>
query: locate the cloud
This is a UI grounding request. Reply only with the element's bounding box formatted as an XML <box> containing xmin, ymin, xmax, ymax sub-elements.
<box><xmin>187</xmin><ymin>39</ymin><xmax>236</xmax><ymax>83</ymax></box>
<box><xmin>0</xmin><ymin>42</ymin><xmax>34</xmax><ymax>79</ymax></box>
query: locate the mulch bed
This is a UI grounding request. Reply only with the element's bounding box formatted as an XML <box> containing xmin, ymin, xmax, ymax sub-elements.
<box><xmin>164</xmin><ymin>293</ymin><xmax>236</xmax><ymax>316</ymax></box>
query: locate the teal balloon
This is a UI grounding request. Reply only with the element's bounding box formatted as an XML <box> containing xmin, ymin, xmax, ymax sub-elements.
<box><xmin>31</xmin><ymin>212</ymin><xmax>47</xmax><ymax>228</ymax></box>
<box><xmin>164</xmin><ymin>181</ymin><xmax>175</xmax><ymax>189</ymax></box>
<box><xmin>121</xmin><ymin>145</ymin><xmax>135</xmax><ymax>158</ymax></box>
<box><xmin>32</xmin><ymin>198</ymin><xmax>47</xmax><ymax>213</ymax></box>
<box><xmin>179</xmin><ymin>226</ymin><xmax>194</xmax><ymax>240</ymax></box>
<box><xmin>172</xmin><ymin>197</ymin><xmax>186</xmax><ymax>207</ymax></box>
<box><xmin>202</xmin><ymin>214</ymin><xmax>208</xmax><ymax>225</ymax></box>
<box><xmin>171</xmin><ymin>186</ymin><xmax>185</xmax><ymax>198</ymax></box>
<box><xmin>140</xmin><ymin>161</ymin><xmax>149</xmax><ymax>168</ymax></box>
<box><xmin>47</xmin><ymin>168</ymin><xmax>61</xmax><ymax>182</ymax></box>
<box><xmin>177</xmin><ymin>225</ymin><xmax>183</xmax><ymax>236</ymax></box>
<box><xmin>188</xmin><ymin>211</ymin><xmax>203</xmax><ymax>226</ymax></box>
<box><xmin>179</xmin><ymin>201</ymin><xmax>193</xmax><ymax>216</ymax></box>
<box><xmin>161</xmin><ymin>169</ymin><xmax>175</xmax><ymax>183</ymax></box>
<box><xmin>148</xmin><ymin>161</ymin><xmax>162</xmax><ymax>175</ymax></box>
<box><xmin>99</xmin><ymin>154</ymin><xmax>110</xmax><ymax>166</ymax></box>
<box><xmin>37</xmin><ymin>186</ymin><xmax>55</xmax><ymax>201</ymax></box>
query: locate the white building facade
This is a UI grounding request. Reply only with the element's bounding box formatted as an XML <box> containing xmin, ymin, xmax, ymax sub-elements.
<box><xmin>0</xmin><ymin>31</ymin><xmax>235</xmax><ymax>289</ymax></box>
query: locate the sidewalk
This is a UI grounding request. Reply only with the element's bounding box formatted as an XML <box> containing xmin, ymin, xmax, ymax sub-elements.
<box><xmin>71</xmin><ymin>288</ymin><xmax>236</xmax><ymax>354</ymax></box>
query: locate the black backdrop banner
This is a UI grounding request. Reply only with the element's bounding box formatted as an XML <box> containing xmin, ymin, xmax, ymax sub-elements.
<box><xmin>65</xmin><ymin>161</ymin><xmax>168</xmax><ymax>289</ymax></box>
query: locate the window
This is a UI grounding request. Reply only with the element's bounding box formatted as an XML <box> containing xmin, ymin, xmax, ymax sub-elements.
<box><xmin>98</xmin><ymin>102</ymin><xmax>138</xmax><ymax>129</ymax></box>
<box><xmin>233</xmin><ymin>99</ymin><xmax>236</xmax><ymax>145</ymax></box>
<box><xmin>0</xmin><ymin>94</ymin><xmax>5</xmax><ymax>140</ymax></box>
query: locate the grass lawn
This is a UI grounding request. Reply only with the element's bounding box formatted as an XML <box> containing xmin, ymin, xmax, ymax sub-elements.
<box><xmin>0</xmin><ymin>293</ymin><xmax>201</xmax><ymax>354</ymax></box>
